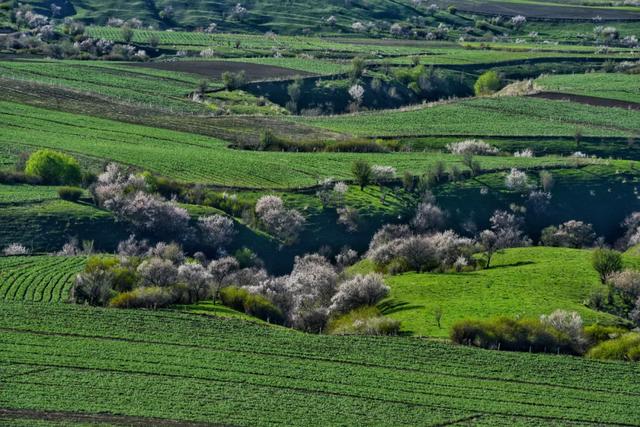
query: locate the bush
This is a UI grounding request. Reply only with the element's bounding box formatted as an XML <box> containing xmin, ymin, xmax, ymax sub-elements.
<box><xmin>71</xmin><ymin>269</ymin><xmax>114</xmax><ymax>306</ymax></box>
<box><xmin>328</xmin><ymin>306</ymin><xmax>400</xmax><ymax>336</ymax></box>
<box><xmin>329</xmin><ymin>274</ymin><xmax>389</xmax><ymax>315</ymax></box>
<box><xmin>2</xmin><ymin>243</ymin><xmax>30</xmax><ymax>256</ymax></box>
<box><xmin>451</xmin><ymin>316</ymin><xmax>578</xmax><ymax>354</ymax></box>
<box><xmin>592</xmin><ymin>248</ymin><xmax>623</xmax><ymax>283</ymax></box>
<box><xmin>58</xmin><ymin>186</ymin><xmax>83</xmax><ymax>202</ymax></box>
<box><xmin>587</xmin><ymin>333</ymin><xmax>640</xmax><ymax>361</ymax></box>
<box><xmin>109</xmin><ymin>286</ymin><xmax>174</xmax><ymax>309</ymax></box>
<box><xmin>474</xmin><ymin>71</ymin><xmax>502</xmax><ymax>96</ymax></box>
<box><xmin>541</xmin><ymin>220</ymin><xmax>596</xmax><ymax>248</ymax></box>
<box><xmin>584</xmin><ymin>324</ymin><xmax>628</xmax><ymax>346</ymax></box>
<box><xmin>25</xmin><ymin>149</ymin><xmax>81</xmax><ymax>185</ymax></box>
<box><xmin>219</xmin><ymin>286</ymin><xmax>284</xmax><ymax>324</ymax></box>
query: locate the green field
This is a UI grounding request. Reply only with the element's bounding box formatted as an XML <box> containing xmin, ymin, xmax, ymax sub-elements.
<box><xmin>537</xmin><ymin>73</ymin><xmax>640</xmax><ymax>104</ymax></box>
<box><xmin>0</xmin><ymin>100</ymin><xmax>571</xmax><ymax>188</ymax></box>
<box><xmin>0</xmin><ymin>199</ymin><xmax>127</xmax><ymax>253</ymax></box>
<box><xmin>0</xmin><ymin>256</ymin><xmax>85</xmax><ymax>303</ymax></box>
<box><xmin>301</xmin><ymin>96</ymin><xmax>640</xmax><ymax>137</ymax></box>
<box><xmin>0</xmin><ymin>60</ymin><xmax>211</xmax><ymax>112</ymax></box>
<box><xmin>371</xmin><ymin>247</ymin><xmax>632</xmax><ymax>337</ymax></box>
<box><xmin>2</xmin><ymin>301</ymin><xmax>640</xmax><ymax>426</ymax></box>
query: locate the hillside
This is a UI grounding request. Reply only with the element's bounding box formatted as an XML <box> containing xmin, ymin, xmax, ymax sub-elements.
<box><xmin>368</xmin><ymin>247</ymin><xmax>635</xmax><ymax>337</ymax></box>
<box><xmin>2</xmin><ymin>301</ymin><xmax>640</xmax><ymax>426</ymax></box>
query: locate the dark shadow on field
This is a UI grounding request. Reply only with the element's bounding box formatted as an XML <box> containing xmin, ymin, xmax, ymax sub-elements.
<box><xmin>378</xmin><ymin>299</ymin><xmax>424</xmax><ymax>315</ymax></box>
<box><xmin>488</xmin><ymin>261</ymin><xmax>535</xmax><ymax>269</ymax></box>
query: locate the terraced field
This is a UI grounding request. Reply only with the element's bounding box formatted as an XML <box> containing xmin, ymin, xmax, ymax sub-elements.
<box><xmin>2</xmin><ymin>302</ymin><xmax>640</xmax><ymax>426</ymax></box>
<box><xmin>0</xmin><ymin>60</ymin><xmax>210</xmax><ymax>112</ymax></box>
<box><xmin>302</xmin><ymin>96</ymin><xmax>640</xmax><ymax>137</ymax></box>
<box><xmin>537</xmin><ymin>73</ymin><xmax>640</xmax><ymax>105</ymax></box>
<box><xmin>0</xmin><ymin>100</ymin><xmax>571</xmax><ymax>188</ymax></box>
<box><xmin>0</xmin><ymin>256</ymin><xmax>85</xmax><ymax>303</ymax></box>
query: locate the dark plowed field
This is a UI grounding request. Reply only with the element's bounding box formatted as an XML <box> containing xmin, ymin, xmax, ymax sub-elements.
<box><xmin>435</xmin><ymin>0</ymin><xmax>640</xmax><ymax>20</ymax></box>
<box><xmin>530</xmin><ymin>91</ymin><xmax>640</xmax><ymax>110</ymax></box>
<box><xmin>128</xmin><ymin>61</ymin><xmax>316</xmax><ymax>81</ymax></box>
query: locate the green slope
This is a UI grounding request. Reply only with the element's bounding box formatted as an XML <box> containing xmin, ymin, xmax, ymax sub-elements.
<box><xmin>374</xmin><ymin>247</ymin><xmax>635</xmax><ymax>337</ymax></box>
<box><xmin>0</xmin><ymin>100</ymin><xmax>570</xmax><ymax>188</ymax></box>
<box><xmin>2</xmin><ymin>301</ymin><xmax>640</xmax><ymax>425</ymax></box>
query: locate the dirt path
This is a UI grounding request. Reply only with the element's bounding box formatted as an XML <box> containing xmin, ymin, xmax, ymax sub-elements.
<box><xmin>0</xmin><ymin>408</ymin><xmax>228</xmax><ymax>426</ymax></box>
<box><xmin>529</xmin><ymin>91</ymin><xmax>640</xmax><ymax>111</ymax></box>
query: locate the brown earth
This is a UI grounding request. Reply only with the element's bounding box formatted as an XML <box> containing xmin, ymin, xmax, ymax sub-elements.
<box><xmin>0</xmin><ymin>408</ymin><xmax>226</xmax><ymax>426</ymax></box>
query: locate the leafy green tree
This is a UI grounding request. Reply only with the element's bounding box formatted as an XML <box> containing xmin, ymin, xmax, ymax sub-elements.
<box><xmin>25</xmin><ymin>149</ymin><xmax>82</xmax><ymax>185</ymax></box>
<box><xmin>592</xmin><ymin>248</ymin><xmax>623</xmax><ymax>283</ymax></box>
<box><xmin>351</xmin><ymin>160</ymin><xmax>372</xmax><ymax>190</ymax></box>
<box><xmin>474</xmin><ymin>71</ymin><xmax>502</xmax><ymax>96</ymax></box>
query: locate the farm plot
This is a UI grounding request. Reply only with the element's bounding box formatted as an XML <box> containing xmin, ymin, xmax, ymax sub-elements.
<box><xmin>433</xmin><ymin>0</ymin><xmax>640</xmax><ymax>20</ymax></box>
<box><xmin>128</xmin><ymin>60</ymin><xmax>318</xmax><ymax>81</ymax></box>
<box><xmin>0</xmin><ymin>256</ymin><xmax>85</xmax><ymax>303</ymax></box>
<box><xmin>0</xmin><ymin>100</ymin><xmax>570</xmax><ymax>188</ymax></box>
<box><xmin>0</xmin><ymin>60</ymin><xmax>209</xmax><ymax>113</ymax></box>
<box><xmin>2</xmin><ymin>302</ymin><xmax>640</xmax><ymax>425</ymax></box>
<box><xmin>83</xmin><ymin>26</ymin><xmax>435</xmax><ymax>56</ymax></box>
<box><xmin>536</xmin><ymin>73</ymin><xmax>640</xmax><ymax>105</ymax></box>
<box><xmin>301</xmin><ymin>96</ymin><xmax>640</xmax><ymax>137</ymax></box>
<box><xmin>0</xmin><ymin>185</ymin><xmax>60</xmax><ymax>206</ymax></box>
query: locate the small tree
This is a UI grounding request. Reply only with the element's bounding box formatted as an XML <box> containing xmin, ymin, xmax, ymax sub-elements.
<box><xmin>352</xmin><ymin>160</ymin><xmax>372</xmax><ymax>190</ymax></box>
<box><xmin>592</xmin><ymin>248</ymin><xmax>623</xmax><ymax>283</ymax></box>
<box><xmin>474</xmin><ymin>71</ymin><xmax>502</xmax><ymax>96</ymax></box>
<box><xmin>121</xmin><ymin>26</ymin><xmax>134</xmax><ymax>43</ymax></box>
<box><xmin>25</xmin><ymin>149</ymin><xmax>82</xmax><ymax>185</ymax></box>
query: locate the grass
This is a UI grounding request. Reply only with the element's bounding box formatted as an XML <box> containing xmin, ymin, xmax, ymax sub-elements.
<box><xmin>0</xmin><ymin>199</ymin><xmax>128</xmax><ymax>253</ymax></box>
<box><xmin>0</xmin><ymin>100</ymin><xmax>572</xmax><ymax>188</ymax></box>
<box><xmin>374</xmin><ymin>247</ymin><xmax>631</xmax><ymax>338</ymax></box>
<box><xmin>300</xmin><ymin>96</ymin><xmax>640</xmax><ymax>138</ymax></box>
<box><xmin>0</xmin><ymin>256</ymin><xmax>86</xmax><ymax>303</ymax></box>
<box><xmin>537</xmin><ymin>72</ymin><xmax>640</xmax><ymax>104</ymax></box>
<box><xmin>0</xmin><ymin>60</ymin><xmax>210</xmax><ymax>113</ymax></box>
<box><xmin>2</xmin><ymin>301</ymin><xmax>640</xmax><ymax>425</ymax></box>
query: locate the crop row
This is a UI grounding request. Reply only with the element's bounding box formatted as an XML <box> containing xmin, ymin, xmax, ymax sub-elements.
<box><xmin>0</xmin><ymin>256</ymin><xmax>86</xmax><ymax>303</ymax></box>
<box><xmin>302</xmin><ymin>96</ymin><xmax>640</xmax><ymax>137</ymax></box>
<box><xmin>1</xmin><ymin>302</ymin><xmax>639</xmax><ymax>425</ymax></box>
<box><xmin>0</xmin><ymin>60</ymin><xmax>208</xmax><ymax>113</ymax></box>
<box><xmin>1</xmin><ymin>100</ymin><xmax>571</xmax><ymax>188</ymax></box>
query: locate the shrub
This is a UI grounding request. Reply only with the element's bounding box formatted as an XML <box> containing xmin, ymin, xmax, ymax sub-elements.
<box><xmin>587</xmin><ymin>333</ymin><xmax>640</xmax><ymax>361</ymax></box>
<box><xmin>504</xmin><ymin>168</ymin><xmax>530</xmax><ymax>192</ymax></box>
<box><xmin>243</xmin><ymin>293</ymin><xmax>285</xmax><ymax>324</ymax></box>
<box><xmin>474</xmin><ymin>71</ymin><xmax>502</xmax><ymax>96</ymax></box>
<box><xmin>541</xmin><ymin>220</ymin><xmax>596</xmax><ymax>248</ymax></box>
<box><xmin>58</xmin><ymin>186</ymin><xmax>83</xmax><ymax>202</ymax></box>
<box><xmin>329</xmin><ymin>273</ymin><xmax>389</xmax><ymax>315</ymax></box>
<box><xmin>451</xmin><ymin>316</ymin><xmax>578</xmax><ymax>354</ymax></box>
<box><xmin>540</xmin><ymin>310</ymin><xmax>586</xmax><ymax>352</ymax></box>
<box><xmin>137</xmin><ymin>257</ymin><xmax>178</xmax><ymax>287</ymax></box>
<box><xmin>592</xmin><ymin>248</ymin><xmax>623</xmax><ymax>283</ymax></box>
<box><xmin>351</xmin><ymin>160</ymin><xmax>372</xmax><ymax>190</ymax></box>
<box><xmin>71</xmin><ymin>269</ymin><xmax>114</xmax><ymax>306</ymax></box>
<box><xmin>2</xmin><ymin>243</ymin><xmax>30</xmax><ymax>256</ymax></box>
<box><xmin>328</xmin><ymin>306</ymin><xmax>400</xmax><ymax>336</ymax></box>
<box><xmin>109</xmin><ymin>286</ymin><xmax>174</xmax><ymax>309</ymax></box>
<box><xmin>255</xmin><ymin>195</ymin><xmax>305</xmax><ymax>244</ymax></box>
<box><xmin>25</xmin><ymin>149</ymin><xmax>81</xmax><ymax>185</ymax></box>
<box><xmin>198</xmin><ymin>214</ymin><xmax>235</xmax><ymax>248</ymax></box>
<box><xmin>411</xmin><ymin>202</ymin><xmax>445</xmax><ymax>232</ymax></box>
<box><xmin>584</xmin><ymin>324</ymin><xmax>628</xmax><ymax>346</ymax></box>
<box><xmin>218</xmin><ymin>286</ymin><xmax>284</xmax><ymax>324</ymax></box>
<box><xmin>446</xmin><ymin>139</ymin><xmax>498</xmax><ymax>156</ymax></box>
